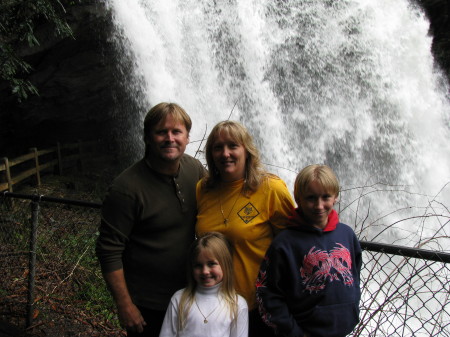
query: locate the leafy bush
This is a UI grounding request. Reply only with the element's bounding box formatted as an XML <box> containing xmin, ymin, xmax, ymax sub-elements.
<box><xmin>0</xmin><ymin>0</ymin><xmax>75</xmax><ymax>101</ymax></box>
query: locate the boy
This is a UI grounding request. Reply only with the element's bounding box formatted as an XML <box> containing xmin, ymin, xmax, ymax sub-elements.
<box><xmin>256</xmin><ymin>165</ymin><xmax>362</xmax><ymax>337</ymax></box>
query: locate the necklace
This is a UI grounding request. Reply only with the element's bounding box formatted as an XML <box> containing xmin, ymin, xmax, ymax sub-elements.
<box><xmin>195</xmin><ymin>299</ymin><xmax>219</xmax><ymax>324</ymax></box>
<box><xmin>219</xmin><ymin>187</ymin><xmax>242</xmax><ymax>225</ymax></box>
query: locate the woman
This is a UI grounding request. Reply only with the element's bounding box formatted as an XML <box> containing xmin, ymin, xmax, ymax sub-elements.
<box><xmin>196</xmin><ymin>121</ymin><xmax>295</xmax><ymax>337</ymax></box>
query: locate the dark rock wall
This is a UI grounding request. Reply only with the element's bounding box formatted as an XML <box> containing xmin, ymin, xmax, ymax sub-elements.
<box><xmin>0</xmin><ymin>3</ymin><xmax>118</xmax><ymax>158</ymax></box>
<box><xmin>417</xmin><ymin>0</ymin><xmax>450</xmax><ymax>80</ymax></box>
<box><xmin>0</xmin><ymin>1</ymin><xmax>448</xmax><ymax>159</ymax></box>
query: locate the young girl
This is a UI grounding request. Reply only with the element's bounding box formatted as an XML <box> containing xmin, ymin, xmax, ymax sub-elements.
<box><xmin>159</xmin><ymin>232</ymin><xmax>248</xmax><ymax>337</ymax></box>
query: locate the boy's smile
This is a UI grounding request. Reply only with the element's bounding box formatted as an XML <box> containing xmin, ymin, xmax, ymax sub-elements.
<box><xmin>299</xmin><ymin>180</ymin><xmax>337</xmax><ymax>229</ymax></box>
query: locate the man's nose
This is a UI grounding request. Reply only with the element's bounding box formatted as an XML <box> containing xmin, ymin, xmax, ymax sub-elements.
<box><xmin>166</xmin><ymin>132</ymin><xmax>175</xmax><ymax>142</ymax></box>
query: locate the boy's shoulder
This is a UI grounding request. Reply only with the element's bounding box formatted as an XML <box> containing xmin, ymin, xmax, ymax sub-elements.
<box><xmin>335</xmin><ymin>222</ymin><xmax>358</xmax><ymax>236</ymax></box>
<box><xmin>271</xmin><ymin>227</ymin><xmax>305</xmax><ymax>247</ymax></box>
<box><xmin>273</xmin><ymin>222</ymin><xmax>357</xmax><ymax>243</ymax></box>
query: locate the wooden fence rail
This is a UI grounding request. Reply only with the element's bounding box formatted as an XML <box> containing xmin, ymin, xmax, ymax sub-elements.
<box><xmin>0</xmin><ymin>140</ymin><xmax>102</xmax><ymax>192</ymax></box>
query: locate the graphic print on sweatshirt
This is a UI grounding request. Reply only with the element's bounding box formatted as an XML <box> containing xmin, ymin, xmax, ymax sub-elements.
<box><xmin>301</xmin><ymin>243</ymin><xmax>353</xmax><ymax>293</ymax></box>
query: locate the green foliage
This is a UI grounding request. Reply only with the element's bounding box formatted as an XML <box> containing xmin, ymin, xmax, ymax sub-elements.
<box><xmin>75</xmin><ymin>280</ymin><xmax>118</xmax><ymax>321</ymax></box>
<box><xmin>0</xmin><ymin>0</ymin><xmax>75</xmax><ymax>102</ymax></box>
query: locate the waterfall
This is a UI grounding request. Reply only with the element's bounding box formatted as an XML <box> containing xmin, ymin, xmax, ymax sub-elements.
<box><xmin>107</xmin><ymin>0</ymin><xmax>450</xmax><ymax>248</ymax></box>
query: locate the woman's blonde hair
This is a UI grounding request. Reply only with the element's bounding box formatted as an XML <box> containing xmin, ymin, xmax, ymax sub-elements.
<box><xmin>177</xmin><ymin>232</ymin><xmax>239</xmax><ymax>330</ymax></box>
<box><xmin>294</xmin><ymin>164</ymin><xmax>340</xmax><ymax>205</ymax></box>
<box><xmin>202</xmin><ymin>120</ymin><xmax>267</xmax><ymax>196</ymax></box>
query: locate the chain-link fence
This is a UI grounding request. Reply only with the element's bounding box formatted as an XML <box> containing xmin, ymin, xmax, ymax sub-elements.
<box><xmin>1</xmin><ymin>192</ymin><xmax>449</xmax><ymax>336</ymax></box>
<box><xmin>357</xmin><ymin>243</ymin><xmax>449</xmax><ymax>336</ymax></box>
<box><xmin>0</xmin><ymin>192</ymin><xmax>123</xmax><ymax>337</ymax></box>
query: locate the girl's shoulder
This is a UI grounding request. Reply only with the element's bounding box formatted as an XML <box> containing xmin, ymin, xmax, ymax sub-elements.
<box><xmin>174</xmin><ymin>288</ymin><xmax>186</xmax><ymax>295</ymax></box>
<box><xmin>171</xmin><ymin>288</ymin><xmax>187</xmax><ymax>301</ymax></box>
<box><xmin>236</xmin><ymin>294</ymin><xmax>249</xmax><ymax>310</ymax></box>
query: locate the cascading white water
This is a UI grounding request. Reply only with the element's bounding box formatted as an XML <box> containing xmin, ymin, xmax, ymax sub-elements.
<box><xmin>107</xmin><ymin>0</ymin><xmax>449</xmax><ymax>248</ymax></box>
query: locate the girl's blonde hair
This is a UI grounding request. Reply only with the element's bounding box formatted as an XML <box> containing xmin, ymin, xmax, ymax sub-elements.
<box><xmin>177</xmin><ymin>232</ymin><xmax>239</xmax><ymax>330</ymax></box>
<box><xmin>202</xmin><ymin>121</ymin><xmax>267</xmax><ymax>196</ymax></box>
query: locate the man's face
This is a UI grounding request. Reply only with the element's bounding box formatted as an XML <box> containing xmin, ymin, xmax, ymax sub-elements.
<box><xmin>146</xmin><ymin>114</ymin><xmax>189</xmax><ymax>162</ymax></box>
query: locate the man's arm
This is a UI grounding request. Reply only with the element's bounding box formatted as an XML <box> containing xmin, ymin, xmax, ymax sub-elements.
<box><xmin>103</xmin><ymin>269</ymin><xmax>147</xmax><ymax>333</ymax></box>
<box><xmin>97</xmin><ymin>187</ymin><xmax>146</xmax><ymax>332</ymax></box>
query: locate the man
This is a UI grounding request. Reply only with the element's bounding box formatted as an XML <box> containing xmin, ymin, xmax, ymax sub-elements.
<box><xmin>96</xmin><ymin>102</ymin><xmax>206</xmax><ymax>336</ymax></box>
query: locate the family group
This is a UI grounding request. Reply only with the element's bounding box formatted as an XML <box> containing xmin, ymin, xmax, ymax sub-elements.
<box><xmin>96</xmin><ymin>102</ymin><xmax>362</xmax><ymax>337</ymax></box>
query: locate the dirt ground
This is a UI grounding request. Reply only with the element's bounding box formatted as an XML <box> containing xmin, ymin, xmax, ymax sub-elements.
<box><xmin>1</xmin><ymin>169</ymin><xmax>125</xmax><ymax>337</ymax></box>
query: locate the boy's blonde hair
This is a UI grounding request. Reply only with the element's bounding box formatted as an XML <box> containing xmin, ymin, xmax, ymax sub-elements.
<box><xmin>177</xmin><ymin>232</ymin><xmax>239</xmax><ymax>330</ymax></box>
<box><xmin>294</xmin><ymin>164</ymin><xmax>340</xmax><ymax>204</ymax></box>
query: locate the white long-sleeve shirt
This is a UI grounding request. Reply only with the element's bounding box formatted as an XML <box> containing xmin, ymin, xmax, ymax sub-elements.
<box><xmin>159</xmin><ymin>283</ymin><xmax>248</xmax><ymax>337</ymax></box>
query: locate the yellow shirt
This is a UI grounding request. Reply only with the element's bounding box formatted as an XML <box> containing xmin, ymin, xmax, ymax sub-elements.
<box><xmin>196</xmin><ymin>175</ymin><xmax>295</xmax><ymax>309</ymax></box>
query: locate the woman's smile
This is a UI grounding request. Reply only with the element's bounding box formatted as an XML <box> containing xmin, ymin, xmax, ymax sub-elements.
<box><xmin>212</xmin><ymin>132</ymin><xmax>247</xmax><ymax>182</ymax></box>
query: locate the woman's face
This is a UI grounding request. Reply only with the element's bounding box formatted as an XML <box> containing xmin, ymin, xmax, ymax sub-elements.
<box><xmin>212</xmin><ymin>131</ymin><xmax>247</xmax><ymax>182</ymax></box>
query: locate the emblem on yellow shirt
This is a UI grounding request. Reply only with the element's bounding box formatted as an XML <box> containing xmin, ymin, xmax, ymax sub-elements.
<box><xmin>238</xmin><ymin>202</ymin><xmax>260</xmax><ymax>223</ymax></box>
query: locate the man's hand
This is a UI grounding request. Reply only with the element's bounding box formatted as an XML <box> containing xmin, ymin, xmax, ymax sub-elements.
<box><xmin>117</xmin><ymin>301</ymin><xmax>147</xmax><ymax>333</ymax></box>
<box><xmin>103</xmin><ymin>269</ymin><xmax>147</xmax><ymax>333</ymax></box>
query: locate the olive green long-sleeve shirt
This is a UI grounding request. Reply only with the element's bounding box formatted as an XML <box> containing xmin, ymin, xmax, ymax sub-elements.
<box><xmin>96</xmin><ymin>155</ymin><xmax>205</xmax><ymax>310</ymax></box>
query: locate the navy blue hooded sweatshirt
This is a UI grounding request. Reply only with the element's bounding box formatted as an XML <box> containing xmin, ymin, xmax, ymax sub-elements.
<box><xmin>256</xmin><ymin>208</ymin><xmax>362</xmax><ymax>337</ymax></box>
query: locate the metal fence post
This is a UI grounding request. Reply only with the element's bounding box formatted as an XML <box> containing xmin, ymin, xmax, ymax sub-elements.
<box><xmin>26</xmin><ymin>198</ymin><xmax>40</xmax><ymax>328</ymax></box>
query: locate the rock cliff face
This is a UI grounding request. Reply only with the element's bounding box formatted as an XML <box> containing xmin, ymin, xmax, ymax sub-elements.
<box><xmin>0</xmin><ymin>3</ymin><xmax>119</xmax><ymax>158</ymax></box>
<box><xmin>419</xmin><ymin>0</ymin><xmax>450</xmax><ymax>80</ymax></box>
<box><xmin>0</xmin><ymin>1</ymin><xmax>448</xmax><ymax>159</ymax></box>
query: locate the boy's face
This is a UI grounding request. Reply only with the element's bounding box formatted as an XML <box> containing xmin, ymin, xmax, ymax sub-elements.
<box><xmin>299</xmin><ymin>180</ymin><xmax>337</xmax><ymax>229</ymax></box>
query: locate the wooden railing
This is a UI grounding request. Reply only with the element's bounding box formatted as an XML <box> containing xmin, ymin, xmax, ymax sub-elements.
<box><xmin>0</xmin><ymin>140</ymin><xmax>105</xmax><ymax>192</ymax></box>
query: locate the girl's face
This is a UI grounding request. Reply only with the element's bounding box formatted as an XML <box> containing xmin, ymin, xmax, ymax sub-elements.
<box><xmin>193</xmin><ymin>249</ymin><xmax>224</xmax><ymax>287</ymax></box>
<box><xmin>298</xmin><ymin>180</ymin><xmax>337</xmax><ymax>229</ymax></box>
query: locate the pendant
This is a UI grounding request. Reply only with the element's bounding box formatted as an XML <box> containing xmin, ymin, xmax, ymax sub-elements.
<box><xmin>204</xmin><ymin>319</ymin><xmax>208</xmax><ymax>324</ymax></box>
<box><xmin>223</xmin><ymin>219</ymin><xmax>228</xmax><ymax>225</ymax></box>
